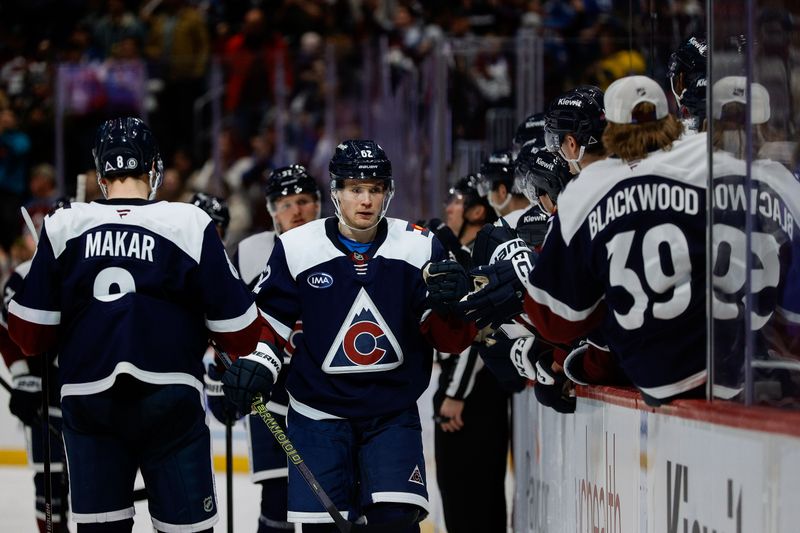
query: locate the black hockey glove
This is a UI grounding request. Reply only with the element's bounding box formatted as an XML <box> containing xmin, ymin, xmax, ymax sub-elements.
<box><xmin>533</xmin><ymin>349</ymin><xmax>576</xmax><ymax>414</ymax></box>
<box><xmin>471</xmin><ymin>222</ymin><xmax>519</xmax><ymax>267</ymax></box>
<box><xmin>423</xmin><ymin>260</ymin><xmax>469</xmax><ymax>316</ymax></box>
<box><xmin>222</xmin><ymin>342</ymin><xmax>282</xmax><ymax>415</ymax></box>
<box><xmin>205</xmin><ymin>361</ymin><xmax>241</xmax><ymax>423</ymax></box>
<box><xmin>9</xmin><ymin>372</ymin><xmax>42</xmax><ymax>427</ymax></box>
<box><xmin>458</xmin><ymin>250</ymin><xmax>537</xmax><ymax>329</ymax></box>
<box><xmin>426</xmin><ymin>218</ymin><xmax>472</xmax><ymax>267</ymax></box>
<box><xmin>479</xmin><ymin>330</ymin><xmax>527</xmax><ymax>393</ymax></box>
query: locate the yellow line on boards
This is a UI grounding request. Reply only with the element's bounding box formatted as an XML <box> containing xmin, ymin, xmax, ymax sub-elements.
<box><xmin>0</xmin><ymin>449</ymin><xmax>250</xmax><ymax>472</ymax></box>
<box><xmin>0</xmin><ymin>449</ymin><xmax>28</xmax><ymax>465</ymax></box>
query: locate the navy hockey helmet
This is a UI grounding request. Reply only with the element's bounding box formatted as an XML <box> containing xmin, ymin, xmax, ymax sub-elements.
<box><xmin>266</xmin><ymin>165</ymin><xmax>320</xmax><ymax>205</ymax></box>
<box><xmin>93</xmin><ymin>117</ymin><xmax>163</xmax><ymax>200</ymax></box>
<box><xmin>328</xmin><ymin>139</ymin><xmax>394</xmax><ymax>229</ymax></box>
<box><xmin>667</xmin><ymin>36</ymin><xmax>708</xmax><ymax>121</ymax></box>
<box><xmin>449</xmin><ymin>173</ymin><xmax>491</xmax><ymax>213</ymax></box>
<box><xmin>512</xmin><ymin>112</ymin><xmax>546</xmax><ymax>157</ymax></box>
<box><xmin>477</xmin><ymin>151</ymin><xmax>515</xmax><ymax>197</ymax></box>
<box><xmin>514</xmin><ymin>149</ymin><xmax>572</xmax><ymax>205</ymax></box>
<box><xmin>48</xmin><ymin>196</ymin><xmax>73</xmax><ymax>216</ymax></box>
<box><xmin>190</xmin><ymin>192</ymin><xmax>230</xmax><ymax>234</ymax></box>
<box><xmin>544</xmin><ymin>86</ymin><xmax>606</xmax><ymax>155</ymax></box>
<box><xmin>329</xmin><ymin>140</ymin><xmax>393</xmax><ymax>189</ymax></box>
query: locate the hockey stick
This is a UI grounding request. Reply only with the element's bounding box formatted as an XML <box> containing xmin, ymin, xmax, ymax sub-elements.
<box><xmin>213</xmin><ymin>348</ymin><xmax>354</xmax><ymax>533</ymax></box>
<box><xmin>224</xmin><ymin>415</ymin><xmax>233</xmax><ymax>533</ymax></box>
<box><xmin>20</xmin><ymin>207</ymin><xmax>54</xmax><ymax>533</ymax></box>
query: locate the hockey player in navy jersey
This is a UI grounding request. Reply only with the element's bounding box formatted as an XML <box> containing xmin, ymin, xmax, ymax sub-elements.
<box><xmin>668</xmin><ymin>36</ymin><xmax>708</xmax><ymax>133</ymax></box>
<box><xmin>1</xmin><ymin>249</ymin><xmax>70</xmax><ymax>533</ymax></box>
<box><xmin>470</xmin><ymin>76</ymin><xmax>708</xmax><ymax>406</ymax></box>
<box><xmin>212</xmin><ymin>166</ymin><xmax>320</xmax><ymax>533</ymax></box>
<box><xmin>7</xmin><ymin>117</ymin><xmax>265</xmax><ymax>533</ymax></box>
<box><xmin>232</xmin><ymin>139</ymin><xmax>476</xmax><ymax>532</ymax></box>
<box><xmin>427</xmin><ymin>174</ymin><xmax>513</xmax><ymax>533</ymax></box>
<box><xmin>708</xmin><ymin>76</ymin><xmax>800</xmax><ymax>400</ymax></box>
<box><xmin>476</xmin><ymin>150</ymin><xmax>530</xmax><ymax>226</ymax></box>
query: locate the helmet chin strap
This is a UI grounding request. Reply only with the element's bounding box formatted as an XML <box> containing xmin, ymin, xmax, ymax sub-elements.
<box><xmin>488</xmin><ymin>191</ymin><xmax>512</xmax><ymax>215</ymax></box>
<box><xmin>559</xmin><ymin>145</ymin><xmax>586</xmax><ymax>173</ymax></box>
<box><xmin>670</xmin><ymin>77</ymin><xmax>686</xmax><ymax>108</ymax></box>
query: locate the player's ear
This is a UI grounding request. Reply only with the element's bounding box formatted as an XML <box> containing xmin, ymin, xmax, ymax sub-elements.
<box><xmin>497</xmin><ymin>183</ymin><xmax>508</xmax><ymax>201</ymax></box>
<box><xmin>465</xmin><ymin>204</ymin><xmax>486</xmax><ymax>223</ymax></box>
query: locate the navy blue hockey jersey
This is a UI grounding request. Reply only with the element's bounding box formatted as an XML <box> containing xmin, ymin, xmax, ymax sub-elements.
<box><xmin>254</xmin><ymin>217</ymin><xmax>475</xmax><ymax>419</ymax></box>
<box><xmin>710</xmin><ymin>151</ymin><xmax>800</xmax><ymax>391</ymax></box>
<box><xmin>8</xmin><ymin>199</ymin><xmax>262</xmax><ymax>398</ymax></box>
<box><xmin>525</xmin><ymin>133</ymin><xmax>709</xmax><ymax>399</ymax></box>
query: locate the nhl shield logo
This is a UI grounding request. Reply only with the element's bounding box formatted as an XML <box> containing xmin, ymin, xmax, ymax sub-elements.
<box><xmin>322</xmin><ymin>287</ymin><xmax>403</xmax><ymax>374</ymax></box>
<box><xmin>203</xmin><ymin>496</ymin><xmax>213</xmax><ymax>513</ymax></box>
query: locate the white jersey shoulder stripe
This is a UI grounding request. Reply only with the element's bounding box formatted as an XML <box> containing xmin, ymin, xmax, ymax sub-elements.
<box><xmin>8</xmin><ymin>300</ymin><xmax>61</xmax><ymax>325</ymax></box>
<box><xmin>236</xmin><ymin>230</ymin><xmax>276</xmax><ymax>286</ymax></box>
<box><xmin>557</xmin><ymin>132</ymin><xmax>708</xmax><ymax>244</ymax></box>
<box><xmin>44</xmin><ymin>201</ymin><xmax>212</xmax><ymax>263</ymax></box>
<box><xmin>374</xmin><ymin>218</ymin><xmax>434</xmax><ymax>269</ymax></box>
<box><xmin>527</xmin><ymin>284</ymin><xmax>604</xmax><ymax>322</ymax></box>
<box><xmin>260</xmin><ymin>309</ymin><xmax>292</xmax><ymax>341</ymax></box>
<box><xmin>279</xmin><ymin>219</ymin><xmax>343</xmax><ymax>279</ymax></box>
<box><xmin>60</xmin><ymin>361</ymin><xmax>204</xmax><ymax>407</ymax></box>
<box><xmin>205</xmin><ymin>302</ymin><xmax>258</xmax><ymax>333</ymax></box>
<box><xmin>14</xmin><ymin>260</ymin><xmax>32</xmax><ymax>279</ymax></box>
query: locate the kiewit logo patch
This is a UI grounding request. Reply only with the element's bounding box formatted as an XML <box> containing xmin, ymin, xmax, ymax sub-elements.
<box><xmin>409</xmin><ymin>465</ymin><xmax>424</xmax><ymax>486</ymax></box>
<box><xmin>322</xmin><ymin>288</ymin><xmax>403</xmax><ymax>373</ymax></box>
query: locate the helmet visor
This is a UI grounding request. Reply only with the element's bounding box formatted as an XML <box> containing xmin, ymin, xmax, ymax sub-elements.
<box><xmin>475</xmin><ymin>174</ymin><xmax>493</xmax><ymax>198</ymax></box>
<box><xmin>544</xmin><ymin>130</ymin><xmax>562</xmax><ymax>153</ymax></box>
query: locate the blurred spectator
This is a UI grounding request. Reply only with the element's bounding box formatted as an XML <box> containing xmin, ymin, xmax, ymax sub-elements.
<box><xmin>92</xmin><ymin>0</ymin><xmax>145</xmax><ymax>59</ymax></box>
<box><xmin>222</xmin><ymin>7</ymin><xmax>293</xmax><ymax>140</ymax></box>
<box><xmin>0</xmin><ymin>108</ymin><xmax>31</xmax><ymax>253</ymax></box>
<box><xmin>145</xmin><ymin>0</ymin><xmax>210</xmax><ymax>159</ymax></box>
<box><xmin>23</xmin><ymin>163</ymin><xmax>58</xmax><ymax>233</ymax></box>
<box><xmin>583</xmin><ymin>20</ymin><xmax>646</xmax><ymax>90</ymax></box>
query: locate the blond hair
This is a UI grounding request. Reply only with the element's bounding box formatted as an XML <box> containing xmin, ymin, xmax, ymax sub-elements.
<box><xmin>602</xmin><ymin>102</ymin><xmax>684</xmax><ymax>162</ymax></box>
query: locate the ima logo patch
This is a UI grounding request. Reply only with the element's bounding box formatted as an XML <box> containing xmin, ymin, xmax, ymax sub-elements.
<box><xmin>322</xmin><ymin>287</ymin><xmax>403</xmax><ymax>374</ymax></box>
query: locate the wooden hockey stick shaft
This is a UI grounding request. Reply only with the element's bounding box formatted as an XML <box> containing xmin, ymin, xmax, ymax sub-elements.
<box><xmin>20</xmin><ymin>207</ymin><xmax>52</xmax><ymax>532</ymax></box>
<box><xmin>213</xmin><ymin>347</ymin><xmax>353</xmax><ymax>532</ymax></box>
<box><xmin>225</xmin><ymin>416</ymin><xmax>233</xmax><ymax>533</ymax></box>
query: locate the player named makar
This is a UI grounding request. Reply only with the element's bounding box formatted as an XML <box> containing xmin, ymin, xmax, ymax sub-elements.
<box><xmin>8</xmin><ymin>117</ymin><xmax>264</xmax><ymax>533</ymax></box>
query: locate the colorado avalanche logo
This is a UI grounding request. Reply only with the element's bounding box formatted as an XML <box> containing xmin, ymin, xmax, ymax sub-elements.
<box><xmin>322</xmin><ymin>288</ymin><xmax>403</xmax><ymax>374</ymax></box>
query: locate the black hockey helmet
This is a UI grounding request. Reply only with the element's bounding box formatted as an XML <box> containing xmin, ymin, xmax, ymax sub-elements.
<box><xmin>329</xmin><ymin>140</ymin><xmax>393</xmax><ymax>190</ymax></box>
<box><xmin>477</xmin><ymin>150</ymin><xmax>515</xmax><ymax>197</ymax></box>
<box><xmin>265</xmin><ymin>164</ymin><xmax>320</xmax><ymax>204</ymax></box>
<box><xmin>512</xmin><ymin>112</ymin><xmax>546</xmax><ymax>157</ymax></box>
<box><xmin>449</xmin><ymin>173</ymin><xmax>493</xmax><ymax>214</ymax></box>
<box><xmin>544</xmin><ymin>86</ymin><xmax>606</xmax><ymax>154</ymax></box>
<box><xmin>48</xmin><ymin>196</ymin><xmax>73</xmax><ymax>216</ymax></box>
<box><xmin>190</xmin><ymin>192</ymin><xmax>230</xmax><ymax>234</ymax></box>
<box><xmin>667</xmin><ymin>36</ymin><xmax>707</xmax><ymax>121</ymax></box>
<box><xmin>514</xmin><ymin>149</ymin><xmax>572</xmax><ymax>204</ymax></box>
<box><xmin>93</xmin><ymin>117</ymin><xmax>163</xmax><ymax>199</ymax></box>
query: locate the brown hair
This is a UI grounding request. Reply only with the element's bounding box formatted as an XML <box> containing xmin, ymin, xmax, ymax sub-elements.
<box><xmin>711</xmin><ymin>102</ymin><xmax>767</xmax><ymax>159</ymax></box>
<box><xmin>602</xmin><ymin>102</ymin><xmax>684</xmax><ymax>162</ymax></box>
